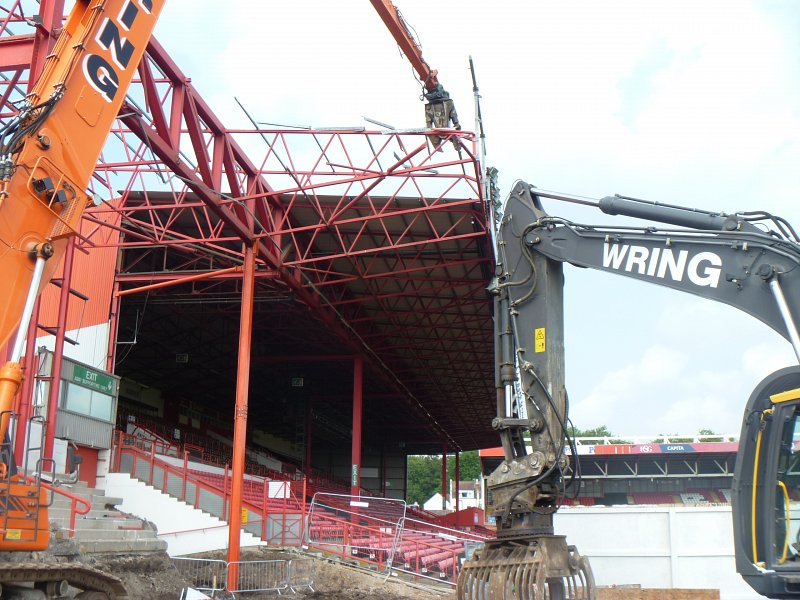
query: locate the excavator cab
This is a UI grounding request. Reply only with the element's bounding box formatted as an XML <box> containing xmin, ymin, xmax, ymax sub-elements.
<box><xmin>734</xmin><ymin>366</ymin><xmax>800</xmax><ymax>597</ymax></box>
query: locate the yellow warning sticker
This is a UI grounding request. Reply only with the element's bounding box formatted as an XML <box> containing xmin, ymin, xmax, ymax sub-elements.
<box><xmin>5</xmin><ymin>529</ymin><xmax>21</xmax><ymax>540</ymax></box>
<box><xmin>241</xmin><ymin>508</ymin><xmax>248</xmax><ymax>525</ymax></box>
<box><xmin>535</xmin><ymin>328</ymin><xmax>546</xmax><ymax>353</ymax></box>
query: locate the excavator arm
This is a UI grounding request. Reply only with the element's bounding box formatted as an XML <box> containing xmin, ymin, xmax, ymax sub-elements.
<box><xmin>369</xmin><ymin>0</ymin><xmax>460</xmax><ymax>139</ymax></box>
<box><xmin>458</xmin><ymin>180</ymin><xmax>800</xmax><ymax>599</ymax></box>
<box><xmin>0</xmin><ymin>0</ymin><xmax>163</xmax><ymax>550</ymax></box>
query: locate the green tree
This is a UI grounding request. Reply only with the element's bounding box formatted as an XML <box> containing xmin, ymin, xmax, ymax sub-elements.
<box><xmin>568</xmin><ymin>425</ymin><xmax>630</xmax><ymax>444</ymax></box>
<box><xmin>568</xmin><ymin>425</ymin><xmax>613</xmax><ymax>438</ymax></box>
<box><xmin>406</xmin><ymin>451</ymin><xmax>483</xmax><ymax>506</ymax></box>
<box><xmin>699</xmin><ymin>428</ymin><xmax>723</xmax><ymax>442</ymax></box>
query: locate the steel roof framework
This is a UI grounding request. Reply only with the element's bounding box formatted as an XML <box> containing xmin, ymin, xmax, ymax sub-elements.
<box><xmin>0</xmin><ymin>1</ymin><xmax>497</xmax><ymax>452</ymax></box>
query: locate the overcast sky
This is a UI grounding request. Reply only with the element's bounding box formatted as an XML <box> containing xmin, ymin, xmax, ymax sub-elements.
<box><xmin>152</xmin><ymin>1</ymin><xmax>800</xmax><ymax>438</ymax></box>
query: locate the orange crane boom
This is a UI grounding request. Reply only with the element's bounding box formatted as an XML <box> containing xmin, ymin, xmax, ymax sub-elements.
<box><xmin>0</xmin><ymin>0</ymin><xmax>164</xmax><ymax>551</ymax></box>
<box><xmin>369</xmin><ymin>0</ymin><xmax>460</xmax><ymax>138</ymax></box>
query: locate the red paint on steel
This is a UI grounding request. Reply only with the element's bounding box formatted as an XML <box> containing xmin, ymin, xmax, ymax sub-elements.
<box><xmin>106</xmin><ymin>282</ymin><xmax>120</xmax><ymax>373</ymax></box>
<box><xmin>75</xmin><ymin>445</ymin><xmax>98</xmax><ymax>488</ymax></box>
<box><xmin>0</xmin><ymin>34</ymin><xmax>34</xmax><ymax>70</ymax></box>
<box><xmin>116</xmin><ymin>266</ymin><xmax>242</xmax><ymax>297</ymax></box>
<box><xmin>227</xmin><ymin>245</ymin><xmax>255</xmax><ymax>588</ymax></box>
<box><xmin>44</xmin><ymin>239</ymin><xmax>74</xmax><ymax>461</ymax></box>
<box><xmin>441</xmin><ymin>446</ymin><xmax>447</xmax><ymax>510</ymax></box>
<box><xmin>14</xmin><ymin>301</ymin><xmax>39</xmax><ymax>465</ymax></box>
<box><xmin>454</xmin><ymin>452</ymin><xmax>460</xmax><ymax>513</ymax></box>
<box><xmin>350</xmin><ymin>357</ymin><xmax>363</xmax><ymax>497</ymax></box>
<box><xmin>27</xmin><ymin>0</ymin><xmax>64</xmax><ymax>87</ymax></box>
<box><xmin>305</xmin><ymin>397</ymin><xmax>313</xmax><ymax>474</ymax></box>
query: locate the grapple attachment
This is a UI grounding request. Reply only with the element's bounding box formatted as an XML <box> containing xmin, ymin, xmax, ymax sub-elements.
<box><xmin>457</xmin><ymin>536</ymin><xmax>595</xmax><ymax>600</ymax></box>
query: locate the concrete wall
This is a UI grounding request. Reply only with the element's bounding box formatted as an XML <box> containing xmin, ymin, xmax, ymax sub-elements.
<box><xmin>555</xmin><ymin>506</ymin><xmax>759</xmax><ymax>600</ymax></box>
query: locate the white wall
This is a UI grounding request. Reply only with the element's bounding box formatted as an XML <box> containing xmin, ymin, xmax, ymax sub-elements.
<box><xmin>555</xmin><ymin>506</ymin><xmax>760</xmax><ymax>600</ymax></box>
<box><xmin>102</xmin><ymin>473</ymin><xmax>266</xmax><ymax>556</ymax></box>
<box><xmin>37</xmin><ymin>322</ymin><xmax>111</xmax><ymax>370</ymax></box>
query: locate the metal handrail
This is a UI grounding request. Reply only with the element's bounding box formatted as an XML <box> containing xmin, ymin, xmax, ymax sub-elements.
<box><xmin>115</xmin><ymin>440</ymin><xmax>306</xmax><ymax>543</ymax></box>
<box><xmin>26</xmin><ymin>474</ymin><xmax>91</xmax><ymax>536</ymax></box>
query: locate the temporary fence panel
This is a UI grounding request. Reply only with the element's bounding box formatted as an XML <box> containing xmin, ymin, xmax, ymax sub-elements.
<box><xmin>227</xmin><ymin>560</ymin><xmax>289</xmax><ymax>594</ymax></box>
<box><xmin>394</xmin><ymin>517</ymin><xmax>491</xmax><ymax>585</ymax></box>
<box><xmin>306</xmin><ymin>493</ymin><xmax>407</xmax><ymax>572</ymax></box>
<box><xmin>288</xmin><ymin>558</ymin><xmax>316</xmax><ymax>592</ymax></box>
<box><xmin>172</xmin><ymin>557</ymin><xmax>227</xmax><ymax>594</ymax></box>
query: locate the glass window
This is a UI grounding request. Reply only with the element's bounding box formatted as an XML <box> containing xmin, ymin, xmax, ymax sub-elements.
<box><xmin>774</xmin><ymin>408</ymin><xmax>800</xmax><ymax>565</ymax></box>
<box><xmin>89</xmin><ymin>391</ymin><xmax>113</xmax><ymax>421</ymax></box>
<box><xmin>65</xmin><ymin>382</ymin><xmax>92</xmax><ymax>415</ymax></box>
<box><xmin>61</xmin><ymin>381</ymin><xmax>114</xmax><ymax>422</ymax></box>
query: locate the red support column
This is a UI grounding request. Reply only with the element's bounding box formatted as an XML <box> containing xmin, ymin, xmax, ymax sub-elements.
<box><xmin>455</xmin><ymin>452</ymin><xmax>460</xmax><ymax>513</ymax></box>
<box><xmin>380</xmin><ymin>445</ymin><xmax>387</xmax><ymax>497</ymax></box>
<box><xmin>226</xmin><ymin>245</ymin><xmax>255</xmax><ymax>590</ymax></box>
<box><xmin>106</xmin><ymin>281</ymin><xmax>121</xmax><ymax>373</ymax></box>
<box><xmin>14</xmin><ymin>300</ymin><xmax>40</xmax><ymax>464</ymax></box>
<box><xmin>304</xmin><ymin>397</ymin><xmax>313</xmax><ymax>474</ymax></box>
<box><xmin>441</xmin><ymin>445</ymin><xmax>448</xmax><ymax>510</ymax></box>
<box><xmin>28</xmin><ymin>0</ymin><xmax>66</xmax><ymax>87</ymax></box>
<box><xmin>350</xmin><ymin>357</ymin><xmax>363</xmax><ymax>497</ymax></box>
<box><xmin>44</xmin><ymin>239</ymin><xmax>75</xmax><ymax>463</ymax></box>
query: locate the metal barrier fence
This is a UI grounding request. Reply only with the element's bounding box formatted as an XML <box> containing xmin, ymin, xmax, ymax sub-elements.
<box><xmin>228</xmin><ymin>560</ymin><xmax>288</xmax><ymax>594</ymax></box>
<box><xmin>173</xmin><ymin>557</ymin><xmax>315</xmax><ymax>594</ymax></box>
<box><xmin>287</xmin><ymin>558</ymin><xmax>315</xmax><ymax>593</ymax></box>
<box><xmin>305</xmin><ymin>494</ymin><xmax>492</xmax><ymax>586</ymax></box>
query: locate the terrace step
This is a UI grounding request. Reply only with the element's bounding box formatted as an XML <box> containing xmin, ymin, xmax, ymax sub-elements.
<box><xmin>47</xmin><ymin>482</ymin><xmax>164</xmax><ymax>555</ymax></box>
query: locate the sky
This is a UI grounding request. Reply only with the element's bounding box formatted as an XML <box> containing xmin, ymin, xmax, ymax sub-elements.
<box><xmin>151</xmin><ymin>1</ymin><xmax>800</xmax><ymax>438</ymax></box>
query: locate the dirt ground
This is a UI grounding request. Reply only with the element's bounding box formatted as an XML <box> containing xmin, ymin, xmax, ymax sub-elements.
<box><xmin>25</xmin><ymin>541</ymin><xmax>453</xmax><ymax>600</ymax></box>
<box><xmin>6</xmin><ymin>542</ymin><xmax>719</xmax><ymax>600</ymax></box>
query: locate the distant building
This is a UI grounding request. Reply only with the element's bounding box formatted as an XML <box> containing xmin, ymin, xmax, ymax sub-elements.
<box><xmin>423</xmin><ymin>479</ymin><xmax>484</xmax><ymax>512</ymax></box>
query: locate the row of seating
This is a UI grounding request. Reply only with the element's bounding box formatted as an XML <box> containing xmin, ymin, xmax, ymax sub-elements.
<box><xmin>187</xmin><ymin>469</ymin><xmax>304</xmax><ymax>513</ymax></box>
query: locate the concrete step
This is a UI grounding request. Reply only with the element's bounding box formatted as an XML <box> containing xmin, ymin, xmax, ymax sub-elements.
<box><xmin>51</xmin><ymin>494</ymin><xmax>123</xmax><ymax>509</ymax></box>
<box><xmin>72</xmin><ymin>527</ymin><xmax>156</xmax><ymax>542</ymax></box>
<box><xmin>78</xmin><ymin>537</ymin><xmax>168</xmax><ymax>554</ymax></box>
<box><xmin>55</xmin><ymin>517</ymin><xmax>145</xmax><ymax>530</ymax></box>
<box><xmin>48</xmin><ymin>507</ymin><xmax>129</xmax><ymax>520</ymax></box>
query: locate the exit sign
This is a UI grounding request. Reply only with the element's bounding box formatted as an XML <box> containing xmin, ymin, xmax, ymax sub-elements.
<box><xmin>71</xmin><ymin>365</ymin><xmax>115</xmax><ymax>394</ymax></box>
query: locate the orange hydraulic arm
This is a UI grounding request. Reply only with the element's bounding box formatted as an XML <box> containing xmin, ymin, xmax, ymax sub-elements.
<box><xmin>369</xmin><ymin>0</ymin><xmax>460</xmax><ymax>135</ymax></box>
<box><xmin>0</xmin><ymin>0</ymin><xmax>164</xmax><ymax>477</ymax></box>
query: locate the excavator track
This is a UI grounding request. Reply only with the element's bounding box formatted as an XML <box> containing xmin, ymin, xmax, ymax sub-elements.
<box><xmin>0</xmin><ymin>563</ymin><xmax>127</xmax><ymax>599</ymax></box>
<box><xmin>457</xmin><ymin>537</ymin><xmax>594</xmax><ymax>600</ymax></box>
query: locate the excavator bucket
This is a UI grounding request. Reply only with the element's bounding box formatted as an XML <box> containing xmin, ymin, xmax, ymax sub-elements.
<box><xmin>457</xmin><ymin>537</ymin><xmax>595</xmax><ymax>600</ymax></box>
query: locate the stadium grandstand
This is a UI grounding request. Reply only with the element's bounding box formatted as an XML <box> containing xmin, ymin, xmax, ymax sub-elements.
<box><xmin>480</xmin><ymin>435</ymin><xmax>739</xmax><ymax>510</ymax></box>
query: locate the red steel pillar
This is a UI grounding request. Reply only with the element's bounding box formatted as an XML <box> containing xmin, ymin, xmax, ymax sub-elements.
<box><xmin>441</xmin><ymin>445</ymin><xmax>448</xmax><ymax>510</ymax></box>
<box><xmin>350</xmin><ymin>357</ymin><xmax>363</xmax><ymax>497</ymax></box>
<box><xmin>14</xmin><ymin>300</ymin><xmax>40</xmax><ymax>464</ymax></box>
<box><xmin>106</xmin><ymin>281</ymin><xmax>122</xmax><ymax>373</ymax></box>
<box><xmin>226</xmin><ymin>245</ymin><xmax>255</xmax><ymax>590</ymax></box>
<box><xmin>44</xmin><ymin>238</ymin><xmax>75</xmax><ymax>462</ymax></box>
<box><xmin>455</xmin><ymin>452</ymin><xmax>460</xmax><ymax>513</ymax></box>
<box><xmin>304</xmin><ymin>397</ymin><xmax>313</xmax><ymax>474</ymax></box>
<box><xmin>29</xmin><ymin>0</ymin><xmax>66</xmax><ymax>86</ymax></box>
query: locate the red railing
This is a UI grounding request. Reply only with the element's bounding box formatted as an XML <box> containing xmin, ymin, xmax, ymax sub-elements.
<box><xmin>27</xmin><ymin>475</ymin><xmax>91</xmax><ymax>537</ymax></box>
<box><xmin>112</xmin><ymin>432</ymin><xmax>307</xmax><ymax>545</ymax></box>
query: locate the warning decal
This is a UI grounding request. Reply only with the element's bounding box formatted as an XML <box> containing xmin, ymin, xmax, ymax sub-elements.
<box><xmin>535</xmin><ymin>328</ymin><xmax>546</xmax><ymax>353</ymax></box>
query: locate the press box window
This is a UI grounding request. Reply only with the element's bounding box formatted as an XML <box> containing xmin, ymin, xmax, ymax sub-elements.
<box><xmin>60</xmin><ymin>381</ymin><xmax>114</xmax><ymax>422</ymax></box>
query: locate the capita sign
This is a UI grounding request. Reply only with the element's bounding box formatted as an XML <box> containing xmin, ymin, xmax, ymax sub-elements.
<box><xmin>580</xmin><ymin>442</ymin><xmax>739</xmax><ymax>455</ymax></box>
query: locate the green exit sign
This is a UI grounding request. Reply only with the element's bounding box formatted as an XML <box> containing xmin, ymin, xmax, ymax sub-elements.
<box><xmin>72</xmin><ymin>365</ymin><xmax>115</xmax><ymax>394</ymax></box>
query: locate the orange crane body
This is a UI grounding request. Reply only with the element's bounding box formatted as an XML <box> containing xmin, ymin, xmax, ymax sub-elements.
<box><xmin>0</xmin><ymin>0</ymin><xmax>164</xmax><ymax>552</ymax></box>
